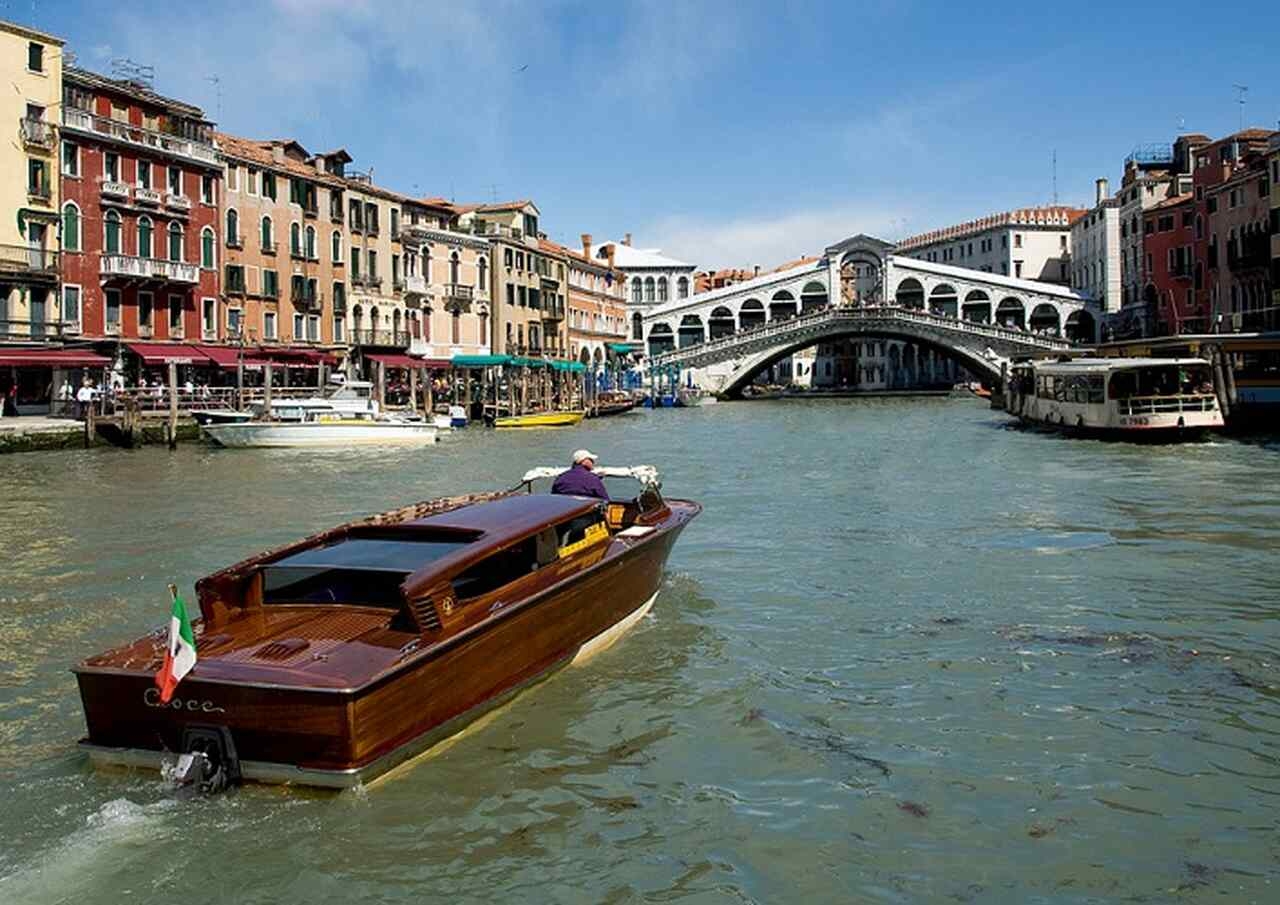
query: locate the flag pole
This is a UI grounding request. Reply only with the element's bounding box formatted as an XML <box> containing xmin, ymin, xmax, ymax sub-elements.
<box><xmin>167</xmin><ymin>582</ymin><xmax>178</xmax><ymax>603</ymax></box>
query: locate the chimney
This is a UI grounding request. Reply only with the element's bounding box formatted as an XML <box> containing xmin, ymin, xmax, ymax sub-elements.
<box><xmin>271</xmin><ymin>143</ymin><xmax>285</xmax><ymax>164</ymax></box>
<box><xmin>753</xmin><ymin>265</ymin><xmax>760</xmax><ymax>276</ymax></box>
<box><xmin>606</xmin><ymin>245</ymin><xmax>615</xmax><ymax>269</ymax></box>
<box><xmin>581</xmin><ymin>233</ymin><xmax>592</xmax><ymax>258</ymax></box>
<box><xmin>623</xmin><ymin>232</ymin><xmax>632</xmax><ymax>247</ymax></box>
<box><xmin>1095</xmin><ymin>177</ymin><xmax>1109</xmax><ymax>205</ymax></box>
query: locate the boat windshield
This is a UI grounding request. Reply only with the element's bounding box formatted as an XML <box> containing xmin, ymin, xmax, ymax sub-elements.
<box><xmin>263</xmin><ymin>535</ymin><xmax>471</xmax><ymax>607</ymax></box>
<box><xmin>1107</xmin><ymin>365</ymin><xmax>1213</xmax><ymax>399</ymax></box>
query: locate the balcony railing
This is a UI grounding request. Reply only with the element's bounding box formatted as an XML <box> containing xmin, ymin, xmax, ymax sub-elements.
<box><xmin>0</xmin><ymin>243</ymin><xmax>59</xmax><ymax>277</ymax></box>
<box><xmin>404</xmin><ymin>274</ymin><xmax>428</xmax><ymax>296</ymax></box>
<box><xmin>101</xmin><ymin>180</ymin><xmax>130</xmax><ymax>200</ymax></box>
<box><xmin>444</xmin><ymin>284</ymin><xmax>474</xmax><ymax>302</ymax></box>
<box><xmin>0</xmin><ymin>317</ymin><xmax>78</xmax><ymax>340</ymax></box>
<box><xmin>262</xmin><ymin>240</ymin><xmax>278</xmax><ymax>255</ymax></box>
<box><xmin>20</xmin><ymin>117</ymin><xmax>55</xmax><ymax>149</ymax></box>
<box><xmin>366</xmin><ymin>275</ymin><xmax>383</xmax><ymax>289</ymax></box>
<box><xmin>165</xmin><ymin>193</ymin><xmax>192</xmax><ymax>213</ymax></box>
<box><xmin>61</xmin><ymin>107</ymin><xmax>218</xmax><ymax>165</ymax></box>
<box><xmin>292</xmin><ymin>291</ymin><xmax>322</xmax><ymax>311</ymax></box>
<box><xmin>28</xmin><ymin>182</ymin><xmax>51</xmax><ymax>202</ymax></box>
<box><xmin>226</xmin><ymin>234</ymin><xmax>244</xmax><ymax>250</ymax></box>
<box><xmin>541</xmin><ymin>300</ymin><xmax>566</xmax><ymax>320</ymax></box>
<box><xmin>393</xmin><ymin>278</ymin><xmax>406</xmax><ymax>293</ymax></box>
<box><xmin>134</xmin><ymin>186</ymin><xmax>161</xmax><ymax>205</ymax></box>
<box><xmin>350</xmin><ymin>328</ymin><xmax>409</xmax><ymax>348</ymax></box>
<box><xmin>100</xmin><ymin>254</ymin><xmax>199</xmax><ymax>284</ymax></box>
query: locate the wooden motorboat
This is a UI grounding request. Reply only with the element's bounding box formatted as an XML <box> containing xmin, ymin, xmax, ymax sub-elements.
<box><xmin>590</xmin><ymin>392</ymin><xmax>638</xmax><ymax>418</ymax></box>
<box><xmin>73</xmin><ymin>466</ymin><xmax>699</xmax><ymax>789</ymax></box>
<box><xmin>491</xmin><ymin>410</ymin><xmax>585</xmax><ymax>428</ymax></box>
<box><xmin>202</xmin><ymin>414</ymin><xmax>437</xmax><ymax>447</ymax></box>
<box><xmin>190</xmin><ymin>409</ymin><xmax>254</xmax><ymax>426</ymax></box>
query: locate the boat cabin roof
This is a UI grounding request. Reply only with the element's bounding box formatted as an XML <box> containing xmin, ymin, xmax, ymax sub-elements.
<box><xmin>405</xmin><ymin>493</ymin><xmax>599</xmax><ymax>537</ymax></box>
<box><xmin>1018</xmin><ymin>357</ymin><xmax>1209</xmax><ymax>374</ymax></box>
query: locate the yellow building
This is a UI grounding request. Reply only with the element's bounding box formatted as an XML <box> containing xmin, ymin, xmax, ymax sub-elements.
<box><xmin>0</xmin><ymin>19</ymin><xmax>63</xmax><ymax>342</ymax></box>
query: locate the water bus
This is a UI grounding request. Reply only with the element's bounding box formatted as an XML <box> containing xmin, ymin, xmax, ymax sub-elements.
<box><xmin>74</xmin><ymin>467</ymin><xmax>698</xmax><ymax>790</ymax></box>
<box><xmin>1004</xmin><ymin>357</ymin><xmax>1223</xmax><ymax>440</ymax></box>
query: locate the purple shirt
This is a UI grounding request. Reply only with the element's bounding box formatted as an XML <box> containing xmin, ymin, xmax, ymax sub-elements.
<box><xmin>551</xmin><ymin>464</ymin><xmax>609</xmax><ymax>500</ymax></box>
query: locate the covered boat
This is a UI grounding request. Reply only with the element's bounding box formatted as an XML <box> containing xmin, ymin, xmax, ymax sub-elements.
<box><xmin>74</xmin><ymin>467</ymin><xmax>698</xmax><ymax>789</ymax></box>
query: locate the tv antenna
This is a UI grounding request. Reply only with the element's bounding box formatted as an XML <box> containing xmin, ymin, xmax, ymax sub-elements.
<box><xmin>110</xmin><ymin>57</ymin><xmax>153</xmax><ymax>89</ymax></box>
<box><xmin>1233</xmin><ymin>84</ymin><xmax>1248</xmax><ymax>131</ymax></box>
<box><xmin>205</xmin><ymin>75</ymin><xmax>222</xmax><ymax>123</ymax></box>
<box><xmin>1051</xmin><ymin>149</ymin><xmax>1058</xmax><ymax>205</ymax></box>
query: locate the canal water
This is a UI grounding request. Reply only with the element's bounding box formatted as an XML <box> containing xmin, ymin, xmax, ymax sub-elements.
<box><xmin>2</xmin><ymin>398</ymin><xmax>1279</xmax><ymax>903</ymax></box>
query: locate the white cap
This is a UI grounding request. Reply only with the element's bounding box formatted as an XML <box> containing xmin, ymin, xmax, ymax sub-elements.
<box><xmin>572</xmin><ymin>449</ymin><xmax>599</xmax><ymax>464</ymax></box>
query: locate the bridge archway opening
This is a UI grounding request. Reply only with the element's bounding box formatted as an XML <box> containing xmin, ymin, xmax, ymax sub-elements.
<box><xmin>708</xmin><ymin>306</ymin><xmax>735</xmax><ymax>339</ymax></box>
<box><xmin>962</xmin><ymin>289</ymin><xmax>990</xmax><ymax>324</ymax></box>
<box><xmin>1029</xmin><ymin>303</ymin><xmax>1059</xmax><ymax>335</ymax></box>
<box><xmin>648</xmin><ymin>322</ymin><xmax>674</xmax><ymax>356</ymax></box>
<box><xmin>719</xmin><ymin>327</ymin><xmax>998</xmax><ymax>398</ymax></box>
<box><xmin>996</xmin><ymin>297</ymin><xmax>1025</xmax><ymax>329</ymax></box>
<box><xmin>1065</xmin><ymin>309</ymin><xmax>1096</xmax><ymax>344</ymax></box>
<box><xmin>800</xmin><ymin>280</ymin><xmax>828</xmax><ymax>313</ymax></box>
<box><xmin>895</xmin><ymin>277</ymin><xmax>925</xmax><ymax>309</ymax></box>
<box><xmin>839</xmin><ymin>252</ymin><xmax>882</xmax><ymax>305</ymax></box>
<box><xmin>677</xmin><ymin>314</ymin><xmax>705</xmax><ymax>348</ymax></box>
<box><xmin>930</xmin><ymin>283</ymin><xmax>958</xmax><ymax>319</ymax></box>
<box><xmin>769</xmin><ymin>290</ymin><xmax>797</xmax><ymax>321</ymax></box>
<box><xmin>739</xmin><ymin>299</ymin><xmax>765</xmax><ymax>331</ymax></box>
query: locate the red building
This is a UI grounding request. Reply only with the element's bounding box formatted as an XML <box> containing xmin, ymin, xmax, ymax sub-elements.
<box><xmin>59</xmin><ymin>66</ymin><xmax>221</xmax><ymax>348</ymax></box>
<box><xmin>1142</xmin><ymin>195</ymin><xmax>1196</xmax><ymax>334</ymax></box>
<box><xmin>1190</xmin><ymin>129</ymin><xmax>1274</xmax><ymax>332</ymax></box>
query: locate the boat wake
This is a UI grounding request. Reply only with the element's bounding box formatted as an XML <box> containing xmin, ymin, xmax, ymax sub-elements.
<box><xmin>0</xmin><ymin>797</ymin><xmax>178</xmax><ymax>904</ymax></box>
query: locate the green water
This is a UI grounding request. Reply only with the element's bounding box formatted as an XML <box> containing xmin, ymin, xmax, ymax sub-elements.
<box><xmin>2</xmin><ymin>399</ymin><xmax>1279</xmax><ymax>903</ymax></box>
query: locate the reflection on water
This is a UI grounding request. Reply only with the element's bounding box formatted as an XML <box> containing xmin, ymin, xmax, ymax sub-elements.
<box><xmin>2</xmin><ymin>398</ymin><xmax>1280</xmax><ymax>903</ymax></box>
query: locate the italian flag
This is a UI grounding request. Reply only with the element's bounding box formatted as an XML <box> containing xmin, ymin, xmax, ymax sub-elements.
<box><xmin>155</xmin><ymin>590</ymin><xmax>197</xmax><ymax>703</ymax></box>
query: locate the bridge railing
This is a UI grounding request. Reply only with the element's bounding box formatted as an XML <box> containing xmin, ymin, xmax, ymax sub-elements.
<box><xmin>648</xmin><ymin>304</ymin><xmax>1072</xmax><ymax>368</ymax></box>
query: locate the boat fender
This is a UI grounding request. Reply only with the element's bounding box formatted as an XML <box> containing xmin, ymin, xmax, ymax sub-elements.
<box><xmin>1177</xmin><ymin>416</ymin><xmax>1185</xmax><ymax>428</ymax></box>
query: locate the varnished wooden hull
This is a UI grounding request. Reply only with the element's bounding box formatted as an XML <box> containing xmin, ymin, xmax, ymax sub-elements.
<box><xmin>75</xmin><ymin>507</ymin><xmax>693</xmax><ymax>787</ymax></box>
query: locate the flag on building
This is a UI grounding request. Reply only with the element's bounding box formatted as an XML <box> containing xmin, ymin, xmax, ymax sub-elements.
<box><xmin>155</xmin><ymin>587</ymin><xmax>197</xmax><ymax>703</ymax></box>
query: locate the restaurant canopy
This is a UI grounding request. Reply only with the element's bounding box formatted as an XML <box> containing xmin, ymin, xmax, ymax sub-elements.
<box><xmin>125</xmin><ymin>342</ymin><xmax>213</xmax><ymax>366</ymax></box>
<box><xmin>451</xmin><ymin>354</ymin><xmax>511</xmax><ymax>368</ymax></box>
<box><xmin>549</xmin><ymin>360</ymin><xmax>586</xmax><ymax>372</ymax></box>
<box><xmin>192</xmin><ymin>344</ymin><xmax>272</xmax><ymax>371</ymax></box>
<box><xmin>365</xmin><ymin>353</ymin><xmax>450</xmax><ymax>370</ymax></box>
<box><xmin>607</xmin><ymin>343</ymin><xmax>636</xmax><ymax>354</ymax></box>
<box><xmin>0</xmin><ymin>348</ymin><xmax>111</xmax><ymax>368</ymax></box>
<box><xmin>256</xmin><ymin>347</ymin><xmax>340</xmax><ymax>368</ymax></box>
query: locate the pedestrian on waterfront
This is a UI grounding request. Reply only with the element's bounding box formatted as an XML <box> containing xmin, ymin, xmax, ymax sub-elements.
<box><xmin>551</xmin><ymin>449</ymin><xmax>609</xmax><ymax>500</ymax></box>
<box><xmin>75</xmin><ymin>378</ymin><xmax>94</xmax><ymax>420</ymax></box>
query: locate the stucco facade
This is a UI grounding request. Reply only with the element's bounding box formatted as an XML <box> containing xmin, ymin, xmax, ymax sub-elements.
<box><xmin>1070</xmin><ymin>180</ymin><xmax>1121</xmax><ymax>314</ymax></box>
<box><xmin>401</xmin><ymin>200</ymin><xmax>491</xmax><ymax>360</ymax></box>
<box><xmin>561</xmin><ymin>235</ymin><xmax>627</xmax><ymax>366</ymax></box>
<box><xmin>0</xmin><ymin>20</ymin><xmax>62</xmax><ymax>342</ymax></box>
<box><xmin>896</xmin><ymin>206</ymin><xmax>1084</xmax><ymax>284</ymax></box>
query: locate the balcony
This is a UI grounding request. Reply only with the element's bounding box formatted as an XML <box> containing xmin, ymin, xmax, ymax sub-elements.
<box><xmin>61</xmin><ymin>107</ymin><xmax>218</xmax><ymax>166</ymax></box>
<box><xmin>100</xmin><ymin>180</ymin><xmax>130</xmax><ymax>201</ymax></box>
<box><xmin>302</xmin><ymin>203</ymin><xmax>318</xmax><ymax>220</ymax></box>
<box><xmin>20</xmin><ymin>117</ymin><xmax>55</xmax><ymax>150</ymax></box>
<box><xmin>0</xmin><ymin>244</ymin><xmax>59</xmax><ymax>280</ymax></box>
<box><xmin>165</xmin><ymin>193</ymin><xmax>192</xmax><ymax>213</ymax></box>
<box><xmin>291</xmin><ymin>289</ymin><xmax>322</xmax><ymax>312</ymax></box>
<box><xmin>27</xmin><ymin>181</ymin><xmax>51</xmax><ymax>203</ymax></box>
<box><xmin>100</xmin><ymin>254</ymin><xmax>199</xmax><ymax>284</ymax></box>
<box><xmin>0</xmin><ymin>317</ymin><xmax>78</xmax><ymax>340</ymax></box>
<box><xmin>541</xmin><ymin>299</ymin><xmax>566</xmax><ymax>321</ymax></box>
<box><xmin>290</xmin><ymin>245</ymin><xmax>308</xmax><ymax>261</ymax></box>
<box><xmin>393</xmin><ymin>278</ymin><xmax>406</xmax><ymax>293</ymax></box>
<box><xmin>404</xmin><ymin>274</ymin><xmax>428</xmax><ymax>297</ymax></box>
<box><xmin>135</xmin><ymin>186</ymin><xmax>161</xmax><ymax>205</ymax></box>
<box><xmin>226</xmin><ymin>234</ymin><xmax>244</xmax><ymax>250</ymax></box>
<box><xmin>366</xmin><ymin>275</ymin><xmax>383</xmax><ymax>290</ymax></box>
<box><xmin>350</xmin><ymin>327</ymin><xmax>409</xmax><ymax>348</ymax></box>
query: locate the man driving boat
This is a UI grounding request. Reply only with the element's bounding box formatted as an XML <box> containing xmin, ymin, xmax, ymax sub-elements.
<box><xmin>551</xmin><ymin>449</ymin><xmax>609</xmax><ymax>500</ymax></box>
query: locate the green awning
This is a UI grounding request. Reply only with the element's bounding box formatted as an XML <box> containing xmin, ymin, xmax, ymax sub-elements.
<box><xmin>451</xmin><ymin>354</ymin><xmax>510</xmax><ymax>367</ymax></box>
<box><xmin>510</xmin><ymin>356</ymin><xmax>548</xmax><ymax>368</ymax></box>
<box><xmin>607</xmin><ymin>342</ymin><xmax>636</xmax><ymax>354</ymax></box>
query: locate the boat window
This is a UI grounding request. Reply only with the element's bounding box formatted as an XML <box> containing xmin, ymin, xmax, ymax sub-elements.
<box><xmin>262</xmin><ymin>535</ymin><xmax>472</xmax><ymax>607</ymax></box>
<box><xmin>1108</xmin><ymin>366</ymin><xmax>1212</xmax><ymax>399</ymax></box>
<box><xmin>450</xmin><ymin>537</ymin><xmax>539</xmax><ymax>601</ymax></box>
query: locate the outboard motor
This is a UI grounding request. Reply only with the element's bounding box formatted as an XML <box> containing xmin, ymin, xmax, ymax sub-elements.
<box><xmin>165</xmin><ymin>725</ymin><xmax>241</xmax><ymax>795</ymax></box>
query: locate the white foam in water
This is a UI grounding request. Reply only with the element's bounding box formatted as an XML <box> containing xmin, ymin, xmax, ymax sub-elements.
<box><xmin>0</xmin><ymin>797</ymin><xmax>176</xmax><ymax>904</ymax></box>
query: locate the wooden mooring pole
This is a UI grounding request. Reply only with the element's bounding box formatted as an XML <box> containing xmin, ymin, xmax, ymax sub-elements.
<box><xmin>166</xmin><ymin>360</ymin><xmax>179</xmax><ymax>449</ymax></box>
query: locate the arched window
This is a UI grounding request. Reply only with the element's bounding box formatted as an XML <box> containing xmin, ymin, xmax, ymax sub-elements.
<box><xmin>632</xmin><ymin>311</ymin><xmax>643</xmax><ymax>340</ymax></box>
<box><xmin>477</xmin><ymin>256</ymin><xmax>487</xmax><ymax>291</ymax></box>
<box><xmin>331</xmin><ymin>229</ymin><xmax>341</xmax><ymax>262</ymax></box>
<box><xmin>290</xmin><ymin>222</ymin><xmax>301</xmax><ymax>255</ymax></box>
<box><xmin>261</xmin><ymin>215</ymin><xmax>273</xmax><ymax>250</ymax></box>
<box><xmin>657</xmin><ymin>276</ymin><xmax>668</xmax><ymax>302</ymax></box>
<box><xmin>225</xmin><ymin>208</ymin><xmax>238</xmax><ymax>244</ymax></box>
<box><xmin>201</xmin><ymin>227</ymin><xmax>215</xmax><ymax>269</ymax></box>
<box><xmin>478</xmin><ymin>312</ymin><xmax>488</xmax><ymax>347</ymax></box>
<box><xmin>677</xmin><ymin>276</ymin><xmax>689</xmax><ymax>299</ymax></box>
<box><xmin>644</xmin><ymin>277</ymin><xmax>655</xmax><ymax>302</ymax></box>
<box><xmin>452</xmin><ymin>309</ymin><xmax>461</xmax><ymax>344</ymax></box>
<box><xmin>61</xmin><ymin>203</ymin><xmax>80</xmax><ymax>252</ymax></box>
<box><xmin>632</xmin><ymin>278</ymin><xmax>643</xmax><ymax>304</ymax></box>
<box><xmin>137</xmin><ymin>216</ymin><xmax>153</xmax><ymax>258</ymax></box>
<box><xmin>305</xmin><ymin>225</ymin><xmax>316</xmax><ymax>259</ymax></box>
<box><xmin>423</xmin><ymin>246</ymin><xmax>431</xmax><ymax>283</ymax></box>
<box><xmin>104</xmin><ymin>210</ymin><xmax>121</xmax><ymax>255</ymax></box>
<box><xmin>449</xmin><ymin>251</ymin><xmax>460</xmax><ymax>285</ymax></box>
<box><xmin>167</xmin><ymin>222</ymin><xmax>183</xmax><ymax>262</ymax></box>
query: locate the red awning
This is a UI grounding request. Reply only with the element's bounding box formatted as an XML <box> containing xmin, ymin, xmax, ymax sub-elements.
<box><xmin>125</xmin><ymin>342</ymin><xmax>213</xmax><ymax>366</ymax></box>
<box><xmin>191</xmin><ymin>344</ymin><xmax>271</xmax><ymax>371</ymax></box>
<box><xmin>257</xmin><ymin>347</ymin><xmax>339</xmax><ymax>367</ymax></box>
<box><xmin>365</xmin><ymin>353</ymin><xmax>443</xmax><ymax>370</ymax></box>
<box><xmin>0</xmin><ymin>348</ymin><xmax>111</xmax><ymax>368</ymax></box>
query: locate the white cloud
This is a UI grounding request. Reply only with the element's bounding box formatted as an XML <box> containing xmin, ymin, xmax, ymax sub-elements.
<box><xmin>644</xmin><ymin>203</ymin><xmax>918</xmax><ymax>272</ymax></box>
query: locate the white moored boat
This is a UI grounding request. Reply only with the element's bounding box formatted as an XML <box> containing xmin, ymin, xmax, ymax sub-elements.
<box><xmin>203</xmin><ymin>414</ymin><xmax>437</xmax><ymax>448</ymax></box>
<box><xmin>1004</xmin><ymin>357</ymin><xmax>1224</xmax><ymax>440</ymax></box>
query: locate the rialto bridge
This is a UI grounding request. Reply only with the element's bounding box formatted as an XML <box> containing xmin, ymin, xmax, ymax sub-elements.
<box><xmin>640</xmin><ymin>234</ymin><xmax>1098</xmax><ymax>393</ymax></box>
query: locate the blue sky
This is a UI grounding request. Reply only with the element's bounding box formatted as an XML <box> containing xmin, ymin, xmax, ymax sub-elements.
<box><xmin>16</xmin><ymin>0</ymin><xmax>1278</xmax><ymax>268</ymax></box>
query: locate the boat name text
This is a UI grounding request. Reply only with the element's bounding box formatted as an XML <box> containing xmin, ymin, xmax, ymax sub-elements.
<box><xmin>143</xmin><ymin>687</ymin><xmax>226</xmax><ymax>713</ymax></box>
